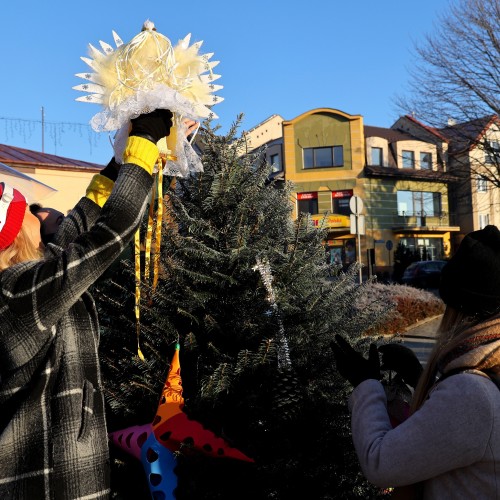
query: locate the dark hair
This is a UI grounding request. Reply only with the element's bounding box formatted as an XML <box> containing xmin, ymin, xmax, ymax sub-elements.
<box><xmin>29</xmin><ymin>203</ymin><xmax>43</xmax><ymax>214</ymax></box>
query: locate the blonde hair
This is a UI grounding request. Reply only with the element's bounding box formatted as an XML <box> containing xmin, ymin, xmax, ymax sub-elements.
<box><xmin>410</xmin><ymin>306</ymin><xmax>488</xmax><ymax>412</ymax></box>
<box><xmin>0</xmin><ymin>226</ymin><xmax>43</xmax><ymax>270</ymax></box>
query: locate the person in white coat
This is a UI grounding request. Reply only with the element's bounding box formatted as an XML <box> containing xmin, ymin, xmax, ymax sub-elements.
<box><xmin>332</xmin><ymin>224</ymin><xmax>500</xmax><ymax>499</ymax></box>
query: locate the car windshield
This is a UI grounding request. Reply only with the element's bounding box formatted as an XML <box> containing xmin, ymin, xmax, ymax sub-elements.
<box><xmin>426</xmin><ymin>262</ymin><xmax>442</xmax><ymax>271</ymax></box>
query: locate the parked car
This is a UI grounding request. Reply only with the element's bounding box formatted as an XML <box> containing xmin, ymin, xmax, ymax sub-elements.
<box><xmin>401</xmin><ymin>260</ymin><xmax>447</xmax><ymax>289</ymax></box>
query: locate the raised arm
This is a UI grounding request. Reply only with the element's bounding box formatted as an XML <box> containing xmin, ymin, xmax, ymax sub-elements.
<box><xmin>0</xmin><ymin>109</ymin><xmax>173</xmax><ymax>372</ymax></box>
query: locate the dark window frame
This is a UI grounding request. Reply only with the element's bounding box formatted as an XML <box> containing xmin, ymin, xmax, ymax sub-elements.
<box><xmin>420</xmin><ymin>152</ymin><xmax>432</xmax><ymax>170</ymax></box>
<box><xmin>304</xmin><ymin>146</ymin><xmax>344</xmax><ymax>168</ymax></box>
<box><xmin>371</xmin><ymin>147</ymin><xmax>383</xmax><ymax>166</ymax></box>
<box><xmin>402</xmin><ymin>150</ymin><xmax>415</xmax><ymax>169</ymax></box>
<box><xmin>397</xmin><ymin>190</ymin><xmax>442</xmax><ymax>217</ymax></box>
<box><xmin>270</xmin><ymin>153</ymin><xmax>281</xmax><ymax>173</ymax></box>
<box><xmin>297</xmin><ymin>192</ymin><xmax>318</xmax><ymax>215</ymax></box>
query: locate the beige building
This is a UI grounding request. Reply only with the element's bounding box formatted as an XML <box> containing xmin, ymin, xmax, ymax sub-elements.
<box><xmin>0</xmin><ymin>143</ymin><xmax>103</xmax><ymax>213</ymax></box>
<box><xmin>397</xmin><ymin>114</ymin><xmax>500</xmax><ymax>251</ymax></box>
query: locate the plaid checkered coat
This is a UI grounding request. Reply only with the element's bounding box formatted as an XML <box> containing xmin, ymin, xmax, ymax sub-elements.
<box><xmin>0</xmin><ymin>163</ymin><xmax>152</xmax><ymax>499</ymax></box>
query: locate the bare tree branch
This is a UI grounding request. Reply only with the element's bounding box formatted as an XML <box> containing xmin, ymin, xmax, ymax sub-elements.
<box><xmin>396</xmin><ymin>0</ymin><xmax>500</xmax><ymax>190</ymax></box>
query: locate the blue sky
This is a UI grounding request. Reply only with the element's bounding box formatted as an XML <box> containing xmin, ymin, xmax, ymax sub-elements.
<box><xmin>1</xmin><ymin>0</ymin><xmax>451</xmax><ymax>165</ymax></box>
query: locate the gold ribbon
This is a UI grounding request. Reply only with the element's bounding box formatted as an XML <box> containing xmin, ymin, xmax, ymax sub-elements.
<box><xmin>134</xmin><ymin>226</ymin><xmax>145</xmax><ymax>360</ymax></box>
<box><xmin>135</xmin><ymin>157</ymin><xmax>165</xmax><ymax>360</ymax></box>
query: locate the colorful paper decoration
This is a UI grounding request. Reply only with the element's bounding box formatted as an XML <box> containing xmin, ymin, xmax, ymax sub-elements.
<box><xmin>141</xmin><ymin>432</ymin><xmax>178</xmax><ymax>500</ymax></box>
<box><xmin>109</xmin><ymin>423</ymin><xmax>152</xmax><ymax>461</ymax></box>
<box><xmin>109</xmin><ymin>344</ymin><xmax>254</xmax><ymax>497</ymax></box>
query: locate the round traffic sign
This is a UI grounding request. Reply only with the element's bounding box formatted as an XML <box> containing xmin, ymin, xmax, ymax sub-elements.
<box><xmin>349</xmin><ymin>195</ymin><xmax>364</xmax><ymax>215</ymax></box>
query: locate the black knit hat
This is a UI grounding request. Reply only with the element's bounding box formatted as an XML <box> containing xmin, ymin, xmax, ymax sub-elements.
<box><xmin>439</xmin><ymin>225</ymin><xmax>500</xmax><ymax>316</ymax></box>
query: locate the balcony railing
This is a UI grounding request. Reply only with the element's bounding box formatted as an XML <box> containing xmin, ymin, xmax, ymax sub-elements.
<box><xmin>391</xmin><ymin>212</ymin><xmax>459</xmax><ymax>230</ymax></box>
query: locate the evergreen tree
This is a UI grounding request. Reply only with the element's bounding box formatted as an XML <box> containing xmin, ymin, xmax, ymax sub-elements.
<box><xmin>95</xmin><ymin>118</ymin><xmax>394</xmax><ymax>499</ymax></box>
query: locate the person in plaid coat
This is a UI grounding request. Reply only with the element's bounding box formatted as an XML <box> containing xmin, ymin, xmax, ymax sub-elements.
<box><xmin>0</xmin><ymin>109</ymin><xmax>173</xmax><ymax>499</ymax></box>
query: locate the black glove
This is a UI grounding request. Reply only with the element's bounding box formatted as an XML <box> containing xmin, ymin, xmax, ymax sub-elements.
<box><xmin>378</xmin><ymin>343</ymin><xmax>423</xmax><ymax>389</ymax></box>
<box><xmin>99</xmin><ymin>157</ymin><xmax>120</xmax><ymax>182</ymax></box>
<box><xmin>331</xmin><ymin>334</ymin><xmax>381</xmax><ymax>387</ymax></box>
<box><xmin>130</xmin><ymin>109</ymin><xmax>174</xmax><ymax>144</ymax></box>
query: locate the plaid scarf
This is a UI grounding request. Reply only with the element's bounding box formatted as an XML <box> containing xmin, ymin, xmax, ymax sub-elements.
<box><xmin>438</xmin><ymin>317</ymin><xmax>500</xmax><ymax>378</ymax></box>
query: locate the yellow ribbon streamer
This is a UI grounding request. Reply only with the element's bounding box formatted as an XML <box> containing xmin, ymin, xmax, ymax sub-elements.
<box><xmin>134</xmin><ymin>157</ymin><xmax>166</xmax><ymax>359</ymax></box>
<box><xmin>134</xmin><ymin>227</ymin><xmax>145</xmax><ymax>361</ymax></box>
<box><xmin>153</xmin><ymin>160</ymin><xmax>164</xmax><ymax>291</ymax></box>
<box><xmin>144</xmin><ymin>180</ymin><xmax>157</xmax><ymax>283</ymax></box>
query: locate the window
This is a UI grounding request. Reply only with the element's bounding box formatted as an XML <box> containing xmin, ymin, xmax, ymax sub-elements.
<box><xmin>485</xmin><ymin>141</ymin><xmax>500</xmax><ymax>164</ymax></box>
<box><xmin>479</xmin><ymin>213</ymin><xmax>490</xmax><ymax>229</ymax></box>
<box><xmin>399</xmin><ymin>237</ymin><xmax>444</xmax><ymax>260</ymax></box>
<box><xmin>297</xmin><ymin>192</ymin><xmax>318</xmax><ymax>215</ymax></box>
<box><xmin>270</xmin><ymin>153</ymin><xmax>281</xmax><ymax>173</ymax></box>
<box><xmin>332</xmin><ymin>190</ymin><xmax>353</xmax><ymax>216</ymax></box>
<box><xmin>397</xmin><ymin>190</ymin><xmax>442</xmax><ymax>217</ymax></box>
<box><xmin>371</xmin><ymin>147</ymin><xmax>383</xmax><ymax>166</ymax></box>
<box><xmin>304</xmin><ymin>146</ymin><xmax>343</xmax><ymax>168</ymax></box>
<box><xmin>402</xmin><ymin>150</ymin><xmax>415</xmax><ymax>168</ymax></box>
<box><xmin>420</xmin><ymin>152</ymin><xmax>432</xmax><ymax>170</ymax></box>
<box><xmin>477</xmin><ymin>175</ymin><xmax>488</xmax><ymax>193</ymax></box>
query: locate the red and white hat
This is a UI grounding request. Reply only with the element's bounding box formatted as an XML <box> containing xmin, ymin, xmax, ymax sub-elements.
<box><xmin>0</xmin><ymin>183</ymin><xmax>27</xmax><ymax>249</ymax></box>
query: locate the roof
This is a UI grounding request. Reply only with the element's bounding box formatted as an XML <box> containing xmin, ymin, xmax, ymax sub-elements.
<box><xmin>0</xmin><ymin>143</ymin><xmax>104</xmax><ymax>171</ymax></box>
<box><xmin>439</xmin><ymin>115</ymin><xmax>499</xmax><ymax>154</ymax></box>
<box><xmin>364</xmin><ymin>125</ymin><xmax>420</xmax><ymax>143</ymax></box>
<box><xmin>364</xmin><ymin>165</ymin><xmax>460</xmax><ymax>183</ymax></box>
<box><xmin>400</xmin><ymin>115</ymin><xmax>449</xmax><ymax>142</ymax></box>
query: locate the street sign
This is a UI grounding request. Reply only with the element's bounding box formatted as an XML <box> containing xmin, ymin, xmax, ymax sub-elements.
<box><xmin>349</xmin><ymin>195</ymin><xmax>364</xmax><ymax>215</ymax></box>
<box><xmin>348</xmin><ymin>195</ymin><xmax>364</xmax><ymax>284</ymax></box>
<box><xmin>350</xmin><ymin>214</ymin><xmax>365</xmax><ymax>235</ymax></box>
<box><xmin>386</xmin><ymin>240</ymin><xmax>393</xmax><ymax>251</ymax></box>
<box><xmin>350</xmin><ymin>214</ymin><xmax>356</xmax><ymax>234</ymax></box>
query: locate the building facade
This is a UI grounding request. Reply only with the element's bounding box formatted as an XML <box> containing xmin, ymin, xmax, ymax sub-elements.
<box><xmin>0</xmin><ymin>143</ymin><xmax>103</xmax><ymax>213</ymax></box>
<box><xmin>244</xmin><ymin>108</ymin><xmax>460</xmax><ymax>279</ymax></box>
<box><xmin>395</xmin><ymin>114</ymin><xmax>500</xmax><ymax>252</ymax></box>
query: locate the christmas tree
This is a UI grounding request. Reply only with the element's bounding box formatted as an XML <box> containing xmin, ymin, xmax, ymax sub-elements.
<box><xmin>95</xmin><ymin>118</ymin><xmax>393</xmax><ymax>499</ymax></box>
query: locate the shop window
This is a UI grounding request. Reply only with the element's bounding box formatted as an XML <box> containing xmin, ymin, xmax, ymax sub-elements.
<box><xmin>399</xmin><ymin>237</ymin><xmax>444</xmax><ymax>260</ymax></box>
<box><xmin>332</xmin><ymin>190</ymin><xmax>353</xmax><ymax>216</ymax></box>
<box><xmin>326</xmin><ymin>238</ymin><xmax>356</xmax><ymax>267</ymax></box>
<box><xmin>402</xmin><ymin>150</ymin><xmax>415</xmax><ymax>168</ymax></box>
<box><xmin>344</xmin><ymin>239</ymin><xmax>356</xmax><ymax>264</ymax></box>
<box><xmin>327</xmin><ymin>246</ymin><xmax>343</xmax><ymax>266</ymax></box>
<box><xmin>297</xmin><ymin>192</ymin><xmax>318</xmax><ymax>215</ymax></box>
<box><xmin>304</xmin><ymin>146</ymin><xmax>344</xmax><ymax>168</ymax></box>
<box><xmin>420</xmin><ymin>152</ymin><xmax>432</xmax><ymax>170</ymax></box>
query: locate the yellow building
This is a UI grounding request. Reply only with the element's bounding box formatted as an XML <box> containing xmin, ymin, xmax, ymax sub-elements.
<box><xmin>244</xmin><ymin>108</ymin><xmax>460</xmax><ymax>279</ymax></box>
<box><xmin>364</xmin><ymin>123</ymin><xmax>459</xmax><ymax>277</ymax></box>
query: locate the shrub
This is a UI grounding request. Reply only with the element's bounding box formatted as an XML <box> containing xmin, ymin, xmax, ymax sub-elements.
<box><xmin>356</xmin><ymin>283</ymin><xmax>445</xmax><ymax>337</ymax></box>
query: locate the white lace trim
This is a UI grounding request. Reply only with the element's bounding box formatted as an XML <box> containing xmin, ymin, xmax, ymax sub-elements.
<box><xmin>90</xmin><ymin>84</ymin><xmax>207</xmax><ymax>133</ymax></box>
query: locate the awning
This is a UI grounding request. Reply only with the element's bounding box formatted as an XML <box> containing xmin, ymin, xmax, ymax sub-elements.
<box><xmin>311</xmin><ymin>213</ymin><xmax>350</xmax><ymax>229</ymax></box>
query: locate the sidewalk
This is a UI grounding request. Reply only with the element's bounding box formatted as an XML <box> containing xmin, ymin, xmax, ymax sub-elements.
<box><xmin>402</xmin><ymin>314</ymin><xmax>442</xmax><ymax>339</ymax></box>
